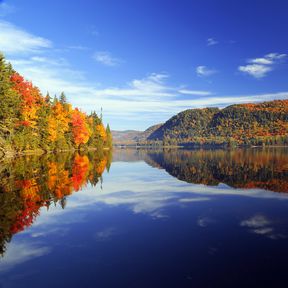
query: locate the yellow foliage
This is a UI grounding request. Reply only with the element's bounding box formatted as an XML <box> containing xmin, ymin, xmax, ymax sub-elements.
<box><xmin>96</xmin><ymin>124</ymin><xmax>107</xmax><ymax>141</ymax></box>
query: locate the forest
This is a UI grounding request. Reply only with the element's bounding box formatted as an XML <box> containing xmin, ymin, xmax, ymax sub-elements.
<box><xmin>0</xmin><ymin>53</ymin><xmax>112</xmax><ymax>156</ymax></box>
<box><xmin>146</xmin><ymin>100</ymin><xmax>288</xmax><ymax>147</ymax></box>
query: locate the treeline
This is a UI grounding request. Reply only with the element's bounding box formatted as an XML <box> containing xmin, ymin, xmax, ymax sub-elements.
<box><xmin>146</xmin><ymin>100</ymin><xmax>288</xmax><ymax>147</ymax></box>
<box><xmin>0</xmin><ymin>53</ymin><xmax>112</xmax><ymax>154</ymax></box>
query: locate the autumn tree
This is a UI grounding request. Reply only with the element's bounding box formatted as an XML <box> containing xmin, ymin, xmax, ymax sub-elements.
<box><xmin>71</xmin><ymin>108</ymin><xmax>91</xmax><ymax>149</ymax></box>
<box><xmin>48</xmin><ymin>100</ymin><xmax>71</xmax><ymax>150</ymax></box>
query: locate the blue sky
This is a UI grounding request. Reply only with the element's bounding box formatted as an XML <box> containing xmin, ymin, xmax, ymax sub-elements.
<box><xmin>0</xmin><ymin>0</ymin><xmax>287</xmax><ymax>130</ymax></box>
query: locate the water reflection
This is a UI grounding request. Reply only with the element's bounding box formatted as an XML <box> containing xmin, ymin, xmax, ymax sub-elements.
<box><xmin>1</xmin><ymin>147</ymin><xmax>287</xmax><ymax>257</ymax></box>
<box><xmin>115</xmin><ymin>147</ymin><xmax>288</xmax><ymax>192</ymax></box>
<box><xmin>0</xmin><ymin>148</ymin><xmax>288</xmax><ymax>288</ymax></box>
<box><xmin>0</xmin><ymin>150</ymin><xmax>112</xmax><ymax>256</ymax></box>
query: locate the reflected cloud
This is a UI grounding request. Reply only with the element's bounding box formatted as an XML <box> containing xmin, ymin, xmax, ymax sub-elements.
<box><xmin>197</xmin><ymin>216</ymin><xmax>215</xmax><ymax>228</ymax></box>
<box><xmin>241</xmin><ymin>214</ymin><xmax>271</xmax><ymax>229</ymax></box>
<box><xmin>240</xmin><ymin>215</ymin><xmax>286</xmax><ymax>239</ymax></box>
<box><xmin>0</xmin><ymin>242</ymin><xmax>50</xmax><ymax>272</ymax></box>
<box><xmin>94</xmin><ymin>227</ymin><xmax>117</xmax><ymax>241</ymax></box>
<box><xmin>179</xmin><ymin>197</ymin><xmax>211</xmax><ymax>203</ymax></box>
<box><xmin>30</xmin><ymin>227</ymin><xmax>70</xmax><ymax>238</ymax></box>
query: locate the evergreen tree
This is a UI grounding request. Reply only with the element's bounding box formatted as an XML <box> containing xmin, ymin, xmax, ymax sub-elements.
<box><xmin>0</xmin><ymin>54</ymin><xmax>21</xmax><ymax>148</ymax></box>
<box><xmin>60</xmin><ymin>92</ymin><xmax>67</xmax><ymax>104</ymax></box>
<box><xmin>106</xmin><ymin>124</ymin><xmax>112</xmax><ymax>147</ymax></box>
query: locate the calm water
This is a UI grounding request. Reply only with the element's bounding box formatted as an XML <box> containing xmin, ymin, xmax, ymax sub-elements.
<box><xmin>0</xmin><ymin>148</ymin><xmax>288</xmax><ymax>288</ymax></box>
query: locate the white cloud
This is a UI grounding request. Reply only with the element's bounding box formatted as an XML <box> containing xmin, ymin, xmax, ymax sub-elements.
<box><xmin>207</xmin><ymin>38</ymin><xmax>218</xmax><ymax>46</ymax></box>
<box><xmin>266</xmin><ymin>53</ymin><xmax>287</xmax><ymax>60</ymax></box>
<box><xmin>239</xmin><ymin>52</ymin><xmax>287</xmax><ymax>78</ymax></box>
<box><xmin>93</xmin><ymin>51</ymin><xmax>122</xmax><ymax>66</ymax></box>
<box><xmin>178</xmin><ymin>89</ymin><xmax>212</xmax><ymax>96</ymax></box>
<box><xmin>196</xmin><ymin>65</ymin><xmax>217</xmax><ymax>77</ymax></box>
<box><xmin>250</xmin><ymin>58</ymin><xmax>273</xmax><ymax>65</ymax></box>
<box><xmin>238</xmin><ymin>64</ymin><xmax>272</xmax><ymax>79</ymax></box>
<box><xmin>0</xmin><ymin>20</ymin><xmax>52</xmax><ymax>54</ymax></box>
<box><xmin>30</xmin><ymin>56</ymin><xmax>69</xmax><ymax>66</ymax></box>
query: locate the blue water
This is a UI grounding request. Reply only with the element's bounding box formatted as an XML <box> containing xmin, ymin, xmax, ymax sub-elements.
<box><xmin>0</xmin><ymin>148</ymin><xmax>288</xmax><ymax>287</ymax></box>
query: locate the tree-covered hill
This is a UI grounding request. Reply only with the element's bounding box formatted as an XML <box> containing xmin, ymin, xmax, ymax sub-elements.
<box><xmin>0</xmin><ymin>53</ymin><xmax>112</xmax><ymax>156</ymax></box>
<box><xmin>148</xmin><ymin>108</ymin><xmax>220</xmax><ymax>140</ymax></box>
<box><xmin>147</xmin><ymin>100</ymin><xmax>288</xmax><ymax>146</ymax></box>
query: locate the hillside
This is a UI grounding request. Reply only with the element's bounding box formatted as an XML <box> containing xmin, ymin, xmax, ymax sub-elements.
<box><xmin>147</xmin><ymin>100</ymin><xmax>288</xmax><ymax>146</ymax></box>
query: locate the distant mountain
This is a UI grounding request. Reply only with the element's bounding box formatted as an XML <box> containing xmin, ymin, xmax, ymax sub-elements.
<box><xmin>147</xmin><ymin>99</ymin><xmax>288</xmax><ymax>146</ymax></box>
<box><xmin>112</xmin><ymin>124</ymin><xmax>162</xmax><ymax>145</ymax></box>
<box><xmin>111</xmin><ymin>130</ymin><xmax>142</xmax><ymax>144</ymax></box>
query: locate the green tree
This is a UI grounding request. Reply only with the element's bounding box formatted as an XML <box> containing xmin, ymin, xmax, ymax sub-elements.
<box><xmin>106</xmin><ymin>124</ymin><xmax>112</xmax><ymax>147</ymax></box>
<box><xmin>0</xmin><ymin>54</ymin><xmax>21</xmax><ymax>149</ymax></box>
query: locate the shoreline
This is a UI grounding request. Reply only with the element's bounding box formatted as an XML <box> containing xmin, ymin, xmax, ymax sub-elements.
<box><xmin>113</xmin><ymin>144</ymin><xmax>288</xmax><ymax>150</ymax></box>
<box><xmin>0</xmin><ymin>146</ymin><xmax>112</xmax><ymax>161</ymax></box>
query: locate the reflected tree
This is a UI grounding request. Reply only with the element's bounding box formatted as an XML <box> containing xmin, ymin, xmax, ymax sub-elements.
<box><xmin>143</xmin><ymin>148</ymin><xmax>288</xmax><ymax>193</ymax></box>
<box><xmin>0</xmin><ymin>150</ymin><xmax>112</xmax><ymax>256</ymax></box>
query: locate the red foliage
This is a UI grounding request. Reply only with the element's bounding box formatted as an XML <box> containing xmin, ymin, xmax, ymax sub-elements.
<box><xmin>71</xmin><ymin>154</ymin><xmax>90</xmax><ymax>191</ymax></box>
<box><xmin>71</xmin><ymin>109</ymin><xmax>91</xmax><ymax>145</ymax></box>
<box><xmin>10</xmin><ymin>199</ymin><xmax>40</xmax><ymax>234</ymax></box>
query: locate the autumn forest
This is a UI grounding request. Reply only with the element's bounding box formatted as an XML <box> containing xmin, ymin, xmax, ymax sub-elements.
<box><xmin>0</xmin><ymin>53</ymin><xmax>112</xmax><ymax>157</ymax></box>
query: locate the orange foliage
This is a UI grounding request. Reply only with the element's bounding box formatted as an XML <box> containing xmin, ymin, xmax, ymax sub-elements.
<box><xmin>71</xmin><ymin>154</ymin><xmax>90</xmax><ymax>191</ymax></box>
<box><xmin>71</xmin><ymin>109</ymin><xmax>91</xmax><ymax>145</ymax></box>
<box><xmin>47</xmin><ymin>162</ymin><xmax>72</xmax><ymax>198</ymax></box>
<box><xmin>16</xmin><ymin>179</ymin><xmax>41</xmax><ymax>203</ymax></box>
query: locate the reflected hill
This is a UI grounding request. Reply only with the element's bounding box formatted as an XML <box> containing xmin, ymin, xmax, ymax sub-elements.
<box><xmin>0</xmin><ymin>150</ymin><xmax>112</xmax><ymax>256</ymax></box>
<box><xmin>146</xmin><ymin>148</ymin><xmax>288</xmax><ymax>193</ymax></box>
<box><xmin>114</xmin><ymin>148</ymin><xmax>288</xmax><ymax>193</ymax></box>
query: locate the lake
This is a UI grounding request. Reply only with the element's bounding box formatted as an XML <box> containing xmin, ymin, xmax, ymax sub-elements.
<box><xmin>0</xmin><ymin>147</ymin><xmax>288</xmax><ymax>287</ymax></box>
